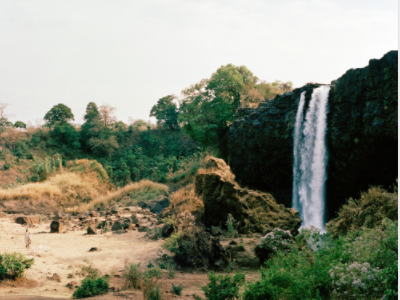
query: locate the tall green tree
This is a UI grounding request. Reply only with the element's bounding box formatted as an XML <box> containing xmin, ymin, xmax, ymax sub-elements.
<box><xmin>150</xmin><ymin>95</ymin><xmax>179</xmax><ymax>130</ymax></box>
<box><xmin>44</xmin><ymin>103</ymin><xmax>74</xmax><ymax>127</ymax></box>
<box><xmin>80</xmin><ymin>102</ymin><xmax>119</xmax><ymax>159</ymax></box>
<box><xmin>50</xmin><ymin>123</ymin><xmax>81</xmax><ymax>151</ymax></box>
<box><xmin>80</xmin><ymin>102</ymin><xmax>100</xmax><ymax>152</ymax></box>
<box><xmin>179</xmin><ymin>64</ymin><xmax>258</xmax><ymax>158</ymax></box>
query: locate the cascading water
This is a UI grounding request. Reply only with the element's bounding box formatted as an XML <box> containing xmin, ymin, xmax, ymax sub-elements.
<box><xmin>292</xmin><ymin>86</ymin><xmax>330</xmax><ymax>230</ymax></box>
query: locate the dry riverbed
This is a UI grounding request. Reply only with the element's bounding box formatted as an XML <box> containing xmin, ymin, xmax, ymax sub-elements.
<box><xmin>0</xmin><ymin>215</ymin><xmax>260</xmax><ymax>299</ymax></box>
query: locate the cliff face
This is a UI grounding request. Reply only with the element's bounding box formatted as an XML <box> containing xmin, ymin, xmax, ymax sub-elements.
<box><xmin>228</xmin><ymin>51</ymin><xmax>398</xmax><ymax>219</ymax></box>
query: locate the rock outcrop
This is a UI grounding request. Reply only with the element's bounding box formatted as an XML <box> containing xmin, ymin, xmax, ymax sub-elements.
<box><xmin>229</xmin><ymin>51</ymin><xmax>398</xmax><ymax>219</ymax></box>
<box><xmin>15</xmin><ymin>215</ymin><xmax>40</xmax><ymax>225</ymax></box>
<box><xmin>195</xmin><ymin>157</ymin><xmax>301</xmax><ymax>235</ymax></box>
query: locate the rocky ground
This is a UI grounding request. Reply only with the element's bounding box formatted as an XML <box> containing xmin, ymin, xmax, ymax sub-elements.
<box><xmin>0</xmin><ymin>210</ymin><xmax>261</xmax><ymax>299</ymax></box>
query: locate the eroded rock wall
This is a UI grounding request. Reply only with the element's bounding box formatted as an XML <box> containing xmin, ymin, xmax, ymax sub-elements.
<box><xmin>228</xmin><ymin>51</ymin><xmax>398</xmax><ymax>219</ymax></box>
<box><xmin>195</xmin><ymin>157</ymin><xmax>301</xmax><ymax>235</ymax></box>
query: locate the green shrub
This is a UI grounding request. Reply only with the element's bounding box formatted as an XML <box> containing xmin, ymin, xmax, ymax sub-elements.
<box><xmin>255</xmin><ymin>228</ymin><xmax>293</xmax><ymax>263</ymax></box>
<box><xmin>81</xmin><ymin>260</ymin><xmax>101</xmax><ymax>279</ymax></box>
<box><xmin>327</xmin><ymin>186</ymin><xmax>398</xmax><ymax>237</ymax></box>
<box><xmin>171</xmin><ymin>283</ymin><xmax>183</xmax><ymax>295</ymax></box>
<box><xmin>382</xmin><ymin>261</ymin><xmax>398</xmax><ymax>300</ymax></box>
<box><xmin>72</xmin><ymin>277</ymin><xmax>109</xmax><ymax>298</ymax></box>
<box><xmin>226</xmin><ymin>214</ymin><xmax>238</xmax><ymax>238</ymax></box>
<box><xmin>330</xmin><ymin>262</ymin><xmax>384</xmax><ymax>299</ymax></box>
<box><xmin>0</xmin><ymin>252</ymin><xmax>34</xmax><ymax>280</ymax></box>
<box><xmin>146</xmin><ymin>285</ymin><xmax>162</xmax><ymax>300</ymax></box>
<box><xmin>142</xmin><ymin>267</ymin><xmax>162</xmax><ymax>300</ymax></box>
<box><xmin>123</xmin><ymin>262</ymin><xmax>142</xmax><ymax>289</ymax></box>
<box><xmin>245</xmin><ymin>220</ymin><xmax>398</xmax><ymax>300</ymax></box>
<box><xmin>202</xmin><ymin>271</ymin><xmax>245</xmax><ymax>300</ymax></box>
<box><xmin>147</xmin><ymin>261</ymin><xmax>154</xmax><ymax>268</ymax></box>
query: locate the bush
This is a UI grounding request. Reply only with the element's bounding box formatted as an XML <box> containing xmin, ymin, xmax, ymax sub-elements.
<box><xmin>329</xmin><ymin>262</ymin><xmax>384</xmax><ymax>299</ymax></box>
<box><xmin>245</xmin><ymin>220</ymin><xmax>398</xmax><ymax>300</ymax></box>
<box><xmin>72</xmin><ymin>277</ymin><xmax>109</xmax><ymax>298</ymax></box>
<box><xmin>0</xmin><ymin>252</ymin><xmax>34</xmax><ymax>280</ymax></box>
<box><xmin>123</xmin><ymin>262</ymin><xmax>142</xmax><ymax>289</ymax></box>
<box><xmin>382</xmin><ymin>261</ymin><xmax>398</xmax><ymax>300</ymax></box>
<box><xmin>255</xmin><ymin>228</ymin><xmax>293</xmax><ymax>263</ymax></box>
<box><xmin>226</xmin><ymin>214</ymin><xmax>238</xmax><ymax>238</ymax></box>
<box><xmin>171</xmin><ymin>283</ymin><xmax>183</xmax><ymax>296</ymax></box>
<box><xmin>326</xmin><ymin>186</ymin><xmax>398</xmax><ymax>237</ymax></box>
<box><xmin>81</xmin><ymin>260</ymin><xmax>101</xmax><ymax>279</ymax></box>
<box><xmin>142</xmin><ymin>267</ymin><xmax>162</xmax><ymax>300</ymax></box>
<box><xmin>202</xmin><ymin>271</ymin><xmax>245</xmax><ymax>300</ymax></box>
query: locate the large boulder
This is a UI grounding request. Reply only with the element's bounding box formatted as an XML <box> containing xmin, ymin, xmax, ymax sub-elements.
<box><xmin>195</xmin><ymin>157</ymin><xmax>301</xmax><ymax>236</ymax></box>
<box><xmin>16</xmin><ymin>215</ymin><xmax>40</xmax><ymax>225</ymax></box>
<box><xmin>229</xmin><ymin>51</ymin><xmax>398</xmax><ymax>219</ymax></box>
<box><xmin>50</xmin><ymin>220</ymin><xmax>63</xmax><ymax>233</ymax></box>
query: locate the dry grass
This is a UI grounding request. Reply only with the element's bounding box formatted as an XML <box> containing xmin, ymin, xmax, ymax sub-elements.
<box><xmin>0</xmin><ymin>171</ymin><xmax>109</xmax><ymax>209</ymax></box>
<box><xmin>67</xmin><ymin>179</ymin><xmax>169</xmax><ymax>213</ymax></box>
<box><xmin>197</xmin><ymin>156</ymin><xmax>236</xmax><ymax>183</ymax></box>
<box><xmin>162</xmin><ymin>184</ymin><xmax>204</xmax><ymax>222</ymax></box>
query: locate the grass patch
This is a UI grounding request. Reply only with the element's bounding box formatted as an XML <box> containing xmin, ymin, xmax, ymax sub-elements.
<box><xmin>67</xmin><ymin>179</ymin><xmax>168</xmax><ymax>213</ymax></box>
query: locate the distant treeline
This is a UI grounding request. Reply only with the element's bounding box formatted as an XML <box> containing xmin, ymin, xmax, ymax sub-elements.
<box><xmin>0</xmin><ymin>64</ymin><xmax>292</xmax><ymax>186</ymax></box>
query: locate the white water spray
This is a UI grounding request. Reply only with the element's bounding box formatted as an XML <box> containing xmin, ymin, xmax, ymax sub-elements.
<box><xmin>292</xmin><ymin>86</ymin><xmax>330</xmax><ymax>230</ymax></box>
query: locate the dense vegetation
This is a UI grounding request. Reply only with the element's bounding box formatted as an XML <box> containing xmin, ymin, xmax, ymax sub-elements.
<box><xmin>0</xmin><ymin>64</ymin><xmax>292</xmax><ymax>188</ymax></box>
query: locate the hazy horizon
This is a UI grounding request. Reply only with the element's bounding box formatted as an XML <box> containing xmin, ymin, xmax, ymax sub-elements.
<box><xmin>1</xmin><ymin>0</ymin><xmax>397</xmax><ymax>125</ymax></box>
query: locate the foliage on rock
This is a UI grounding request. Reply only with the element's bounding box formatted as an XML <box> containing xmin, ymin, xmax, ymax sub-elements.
<box><xmin>326</xmin><ymin>186</ymin><xmax>398</xmax><ymax>237</ymax></box>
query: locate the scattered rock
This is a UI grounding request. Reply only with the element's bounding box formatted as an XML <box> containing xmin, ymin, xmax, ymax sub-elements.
<box><xmin>211</xmin><ymin>226</ymin><xmax>222</xmax><ymax>236</ymax></box>
<box><xmin>66</xmin><ymin>281</ymin><xmax>77</xmax><ymax>289</ymax></box>
<box><xmin>87</xmin><ymin>226</ymin><xmax>97</xmax><ymax>235</ymax></box>
<box><xmin>89</xmin><ymin>211</ymin><xmax>98</xmax><ymax>217</ymax></box>
<box><xmin>89</xmin><ymin>247</ymin><xmax>101</xmax><ymax>252</ymax></box>
<box><xmin>161</xmin><ymin>223</ymin><xmax>174</xmax><ymax>238</ymax></box>
<box><xmin>15</xmin><ymin>215</ymin><xmax>39</xmax><ymax>225</ymax></box>
<box><xmin>50</xmin><ymin>221</ymin><xmax>63</xmax><ymax>233</ymax></box>
<box><xmin>111</xmin><ymin>220</ymin><xmax>123</xmax><ymax>231</ymax></box>
<box><xmin>138</xmin><ymin>226</ymin><xmax>148</xmax><ymax>232</ymax></box>
<box><xmin>52</xmin><ymin>273</ymin><xmax>61</xmax><ymax>282</ymax></box>
<box><xmin>131</xmin><ymin>213</ymin><xmax>139</xmax><ymax>223</ymax></box>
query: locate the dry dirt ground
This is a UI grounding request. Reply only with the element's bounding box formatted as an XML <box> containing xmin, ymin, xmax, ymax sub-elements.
<box><xmin>0</xmin><ymin>216</ymin><xmax>260</xmax><ymax>300</ymax></box>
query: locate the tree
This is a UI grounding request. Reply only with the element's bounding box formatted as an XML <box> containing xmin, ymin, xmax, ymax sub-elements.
<box><xmin>98</xmin><ymin>104</ymin><xmax>117</xmax><ymax>128</ymax></box>
<box><xmin>150</xmin><ymin>95</ymin><xmax>179</xmax><ymax>130</ymax></box>
<box><xmin>179</xmin><ymin>65</ymin><xmax>258</xmax><ymax>158</ymax></box>
<box><xmin>50</xmin><ymin>123</ymin><xmax>81</xmax><ymax>150</ymax></box>
<box><xmin>44</xmin><ymin>103</ymin><xmax>74</xmax><ymax>127</ymax></box>
<box><xmin>14</xmin><ymin>121</ymin><xmax>26</xmax><ymax>131</ymax></box>
<box><xmin>179</xmin><ymin>65</ymin><xmax>293</xmax><ymax>158</ymax></box>
<box><xmin>80</xmin><ymin>102</ymin><xmax>101</xmax><ymax>152</ymax></box>
<box><xmin>84</xmin><ymin>102</ymin><xmax>100</xmax><ymax>123</ymax></box>
<box><xmin>0</xmin><ymin>102</ymin><xmax>13</xmax><ymax>136</ymax></box>
<box><xmin>80</xmin><ymin>102</ymin><xmax>120</xmax><ymax>158</ymax></box>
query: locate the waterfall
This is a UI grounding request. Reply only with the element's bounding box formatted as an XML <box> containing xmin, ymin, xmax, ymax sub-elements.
<box><xmin>292</xmin><ymin>86</ymin><xmax>330</xmax><ymax>230</ymax></box>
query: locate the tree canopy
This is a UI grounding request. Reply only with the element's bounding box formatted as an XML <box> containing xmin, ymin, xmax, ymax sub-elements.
<box><xmin>44</xmin><ymin>103</ymin><xmax>74</xmax><ymax>127</ymax></box>
<box><xmin>179</xmin><ymin>64</ymin><xmax>292</xmax><ymax>158</ymax></box>
<box><xmin>14</xmin><ymin>121</ymin><xmax>26</xmax><ymax>131</ymax></box>
<box><xmin>150</xmin><ymin>95</ymin><xmax>179</xmax><ymax>130</ymax></box>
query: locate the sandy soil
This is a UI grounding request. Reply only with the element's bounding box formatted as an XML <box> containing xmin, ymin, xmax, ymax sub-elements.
<box><xmin>0</xmin><ymin>215</ymin><xmax>262</xmax><ymax>299</ymax></box>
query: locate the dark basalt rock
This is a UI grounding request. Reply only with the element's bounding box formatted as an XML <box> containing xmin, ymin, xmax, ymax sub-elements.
<box><xmin>228</xmin><ymin>51</ymin><xmax>398</xmax><ymax>220</ymax></box>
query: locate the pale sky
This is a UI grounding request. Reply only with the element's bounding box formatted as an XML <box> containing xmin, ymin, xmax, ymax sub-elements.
<box><xmin>1</xmin><ymin>0</ymin><xmax>398</xmax><ymax>125</ymax></box>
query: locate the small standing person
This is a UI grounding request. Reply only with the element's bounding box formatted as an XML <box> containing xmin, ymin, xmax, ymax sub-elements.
<box><xmin>25</xmin><ymin>229</ymin><xmax>32</xmax><ymax>248</ymax></box>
